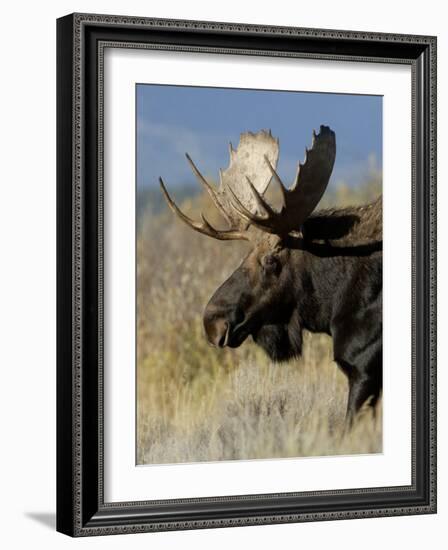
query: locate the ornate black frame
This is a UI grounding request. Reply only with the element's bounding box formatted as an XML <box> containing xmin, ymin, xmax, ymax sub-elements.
<box><xmin>56</xmin><ymin>13</ymin><xmax>437</xmax><ymax>537</ymax></box>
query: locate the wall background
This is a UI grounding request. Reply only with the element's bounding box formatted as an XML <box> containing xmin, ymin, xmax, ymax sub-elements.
<box><xmin>0</xmin><ymin>1</ymin><xmax>444</xmax><ymax>548</ymax></box>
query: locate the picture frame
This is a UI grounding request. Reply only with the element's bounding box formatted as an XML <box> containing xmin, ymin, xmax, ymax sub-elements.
<box><xmin>56</xmin><ymin>12</ymin><xmax>437</xmax><ymax>536</ymax></box>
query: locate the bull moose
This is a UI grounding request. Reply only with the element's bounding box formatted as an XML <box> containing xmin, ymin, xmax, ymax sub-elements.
<box><xmin>159</xmin><ymin>125</ymin><xmax>382</xmax><ymax>423</ymax></box>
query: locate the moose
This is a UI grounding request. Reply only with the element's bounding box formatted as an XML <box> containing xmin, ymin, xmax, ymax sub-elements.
<box><xmin>159</xmin><ymin>126</ymin><xmax>382</xmax><ymax>423</ymax></box>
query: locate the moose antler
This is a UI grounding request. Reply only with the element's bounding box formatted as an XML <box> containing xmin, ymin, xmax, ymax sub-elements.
<box><xmin>228</xmin><ymin>125</ymin><xmax>336</xmax><ymax>235</ymax></box>
<box><xmin>159</xmin><ymin>130</ymin><xmax>280</xmax><ymax>241</ymax></box>
<box><xmin>159</xmin><ymin>178</ymin><xmax>250</xmax><ymax>241</ymax></box>
<box><xmin>159</xmin><ymin>125</ymin><xmax>335</xmax><ymax>241</ymax></box>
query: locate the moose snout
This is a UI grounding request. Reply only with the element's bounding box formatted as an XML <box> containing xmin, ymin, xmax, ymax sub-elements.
<box><xmin>203</xmin><ymin>268</ymin><xmax>251</xmax><ymax>348</ymax></box>
<box><xmin>203</xmin><ymin>313</ymin><xmax>230</xmax><ymax>348</ymax></box>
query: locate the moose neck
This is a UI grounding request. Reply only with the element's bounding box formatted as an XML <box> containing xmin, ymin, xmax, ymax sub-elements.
<box><xmin>286</xmin><ymin>198</ymin><xmax>382</xmax><ymax>335</ymax></box>
<box><xmin>289</xmin><ymin>248</ymin><xmax>337</xmax><ymax>335</ymax></box>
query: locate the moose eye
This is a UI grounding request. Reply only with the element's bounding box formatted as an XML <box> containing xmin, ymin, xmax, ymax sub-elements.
<box><xmin>262</xmin><ymin>254</ymin><xmax>280</xmax><ymax>275</ymax></box>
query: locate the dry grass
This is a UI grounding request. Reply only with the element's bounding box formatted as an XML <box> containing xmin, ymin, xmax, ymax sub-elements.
<box><xmin>137</xmin><ymin>178</ymin><xmax>382</xmax><ymax>465</ymax></box>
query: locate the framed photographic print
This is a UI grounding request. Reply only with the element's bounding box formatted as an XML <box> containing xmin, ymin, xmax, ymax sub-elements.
<box><xmin>56</xmin><ymin>13</ymin><xmax>437</xmax><ymax>536</ymax></box>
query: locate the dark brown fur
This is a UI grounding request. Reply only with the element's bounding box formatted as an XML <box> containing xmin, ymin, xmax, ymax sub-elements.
<box><xmin>203</xmin><ymin>197</ymin><xmax>382</xmax><ymax>423</ymax></box>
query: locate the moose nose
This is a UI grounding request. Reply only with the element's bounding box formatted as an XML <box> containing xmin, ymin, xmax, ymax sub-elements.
<box><xmin>203</xmin><ymin>315</ymin><xmax>230</xmax><ymax>348</ymax></box>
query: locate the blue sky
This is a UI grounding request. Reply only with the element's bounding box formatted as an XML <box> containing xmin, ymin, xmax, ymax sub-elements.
<box><xmin>136</xmin><ymin>84</ymin><xmax>382</xmax><ymax>192</ymax></box>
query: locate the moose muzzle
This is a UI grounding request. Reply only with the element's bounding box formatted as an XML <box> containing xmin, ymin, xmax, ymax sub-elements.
<box><xmin>203</xmin><ymin>315</ymin><xmax>230</xmax><ymax>348</ymax></box>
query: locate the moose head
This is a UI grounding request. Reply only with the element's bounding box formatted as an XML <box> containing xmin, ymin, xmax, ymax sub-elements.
<box><xmin>159</xmin><ymin>126</ymin><xmax>336</xmax><ymax>362</ymax></box>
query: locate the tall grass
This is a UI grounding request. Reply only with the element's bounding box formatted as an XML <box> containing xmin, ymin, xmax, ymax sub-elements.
<box><xmin>137</xmin><ymin>176</ymin><xmax>382</xmax><ymax>465</ymax></box>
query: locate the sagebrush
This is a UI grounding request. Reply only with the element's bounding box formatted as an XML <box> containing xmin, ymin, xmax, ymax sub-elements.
<box><xmin>137</xmin><ymin>177</ymin><xmax>382</xmax><ymax>464</ymax></box>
